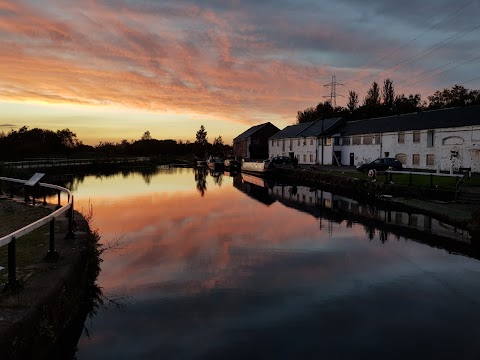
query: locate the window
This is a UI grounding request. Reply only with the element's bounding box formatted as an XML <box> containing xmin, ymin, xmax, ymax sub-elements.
<box><xmin>343</xmin><ymin>137</ymin><xmax>351</xmax><ymax>145</ymax></box>
<box><xmin>413</xmin><ymin>131</ymin><xmax>420</xmax><ymax>143</ymax></box>
<box><xmin>363</xmin><ymin>136</ymin><xmax>372</xmax><ymax>145</ymax></box>
<box><xmin>282</xmin><ymin>139</ymin><xmax>285</xmax><ymax>151</ymax></box>
<box><xmin>412</xmin><ymin>154</ymin><xmax>420</xmax><ymax>165</ymax></box>
<box><xmin>398</xmin><ymin>131</ymin><xmax>405</xmax><ymax>144</ymax></box>
<box><xmin>427</xmin><ymin>130</ymin><xmax>434</xmax><ymax>147</ymax></box>
<box><xmin>289</xmin><ymin>139</ymin><xmax>292</xmax><ymax>150</ymax></box>
<box><xmin>272</xmin><ymin>140</ymin><xmax>274</xmax><ymax>147</ymax></box>
<box><xmin>352</xmin><ymin>135</ymin><xmax>361</xmax><ymax>145</ymax></box>
<box><xmin>325</xmin><ymin>137</ymin><xmax>331</xmax><ymax>146</ymax></box>
<box><xmin>334</xmin><ymin>137</ymin><xmax>341</xmax><ymax>146</ymax></box>
<box><xmin>396</xmin><ymin>153</ymin><xmax>407</xmax><ymax>165</ymax></box>
<box><xmin>374</xmin><ymin>134</ymin><xmax>380</xmax><ymax>144</ymax></box>
<box><xmin>310</xmin><ymin>138</ymin><xmax>313</xmax><ymax>145</ymax></box>
<box><xmin>426</xmin><ymin>154</ymin><xmax>435</xmax><ymax>166</ymax></box>
<box><xmin>303</xmin><ymin>154</ymin><xmax>306</xmax><ymax>162</ymax></box>
<box><xmin>309</xmin><ymin>154</ymin><xmax>313</xmax><ymax>162</ymax></box>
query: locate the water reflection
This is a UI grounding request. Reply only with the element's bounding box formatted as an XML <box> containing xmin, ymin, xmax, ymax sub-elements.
<box><xmin>70</xmin><ymin>169</ymin><xmax>480</xmax><ymax>359</ymax></box>
<box><xmin>194</xmin><ymin>167</ymin><xmax>207</xmax><ymax>197</ymax></box>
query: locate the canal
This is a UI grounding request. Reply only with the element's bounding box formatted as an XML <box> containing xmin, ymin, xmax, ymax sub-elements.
<box><xmin>67</xmin><ymin>167</ymin><xmax>480</xmax><ymax>359</ymax></box>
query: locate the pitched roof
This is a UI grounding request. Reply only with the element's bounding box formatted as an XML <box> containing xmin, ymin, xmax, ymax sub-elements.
<box><xmin>269</xmin><ymin>117</ymin><xmax>343</xmax><ymax>140</ymax></box>
<box><xmin>233</xmin><ymin>122</ymin><xmax>279</xmax><ymax>140</ymax></box>
<box><xmin>340</xmin><ymin>105</ymin><xmax>480</xmax><ymax>136</ymax></box>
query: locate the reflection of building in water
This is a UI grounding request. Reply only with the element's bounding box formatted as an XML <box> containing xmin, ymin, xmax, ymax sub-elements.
<box><xmin>269</xmin><ymin>184</ymin><xmax>470</xmax><ymax>243</ymax></box>
<box><xmin>233</xmin><ymin>174</ymin><xmax>276</xmax><ymax>206</ymax></box>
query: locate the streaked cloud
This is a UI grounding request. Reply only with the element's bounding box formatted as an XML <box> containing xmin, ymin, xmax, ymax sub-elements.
<box><xmin>0</xmin><ymin>0</ymin><xmax>478</xmax><ymax>141</ymax></box>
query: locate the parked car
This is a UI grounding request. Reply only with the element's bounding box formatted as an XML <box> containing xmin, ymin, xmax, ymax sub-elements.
<box><xmin>271</xmin><ymin>156</ymin><xmax>292</xmax><ymax>165</ymax></box>
<box><xmin>356</xmin><ymin>158</ymin><xmax>403</xmax><ymax>172</ymax></box>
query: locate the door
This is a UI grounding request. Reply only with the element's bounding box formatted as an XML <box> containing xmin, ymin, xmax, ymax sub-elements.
<box><xmin>349</xmin><ymin>153</ymin><xmax>354</xmax><ymax>166</ymax></box>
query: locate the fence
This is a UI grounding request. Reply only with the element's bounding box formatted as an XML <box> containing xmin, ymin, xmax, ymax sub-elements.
<box><xmin>0</xmin><ymin>177</ymin><xmax>74</xmax><ymax>291</ymax></box>
<box><xmin>3</xmin><ymin>157</ymin><xmax>150</xmax><ymax>169</ymax></box>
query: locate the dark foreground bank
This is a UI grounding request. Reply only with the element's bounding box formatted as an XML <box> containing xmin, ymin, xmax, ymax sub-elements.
<box><xmin>0</xmin><ymin>211</ymin><xmax>101</xmax><ymax>360</ymax></box>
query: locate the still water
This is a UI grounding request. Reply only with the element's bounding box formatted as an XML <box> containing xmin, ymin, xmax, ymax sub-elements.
<box><xmin>70</xmin><ymin>167</ymin><xmax>480</xmax><ymax>359</ymax></box>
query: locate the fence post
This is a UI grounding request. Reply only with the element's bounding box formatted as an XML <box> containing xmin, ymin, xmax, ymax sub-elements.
<box><xmin>4</xmin><ymin>237</ymin><xmax>20</xmax><ymax>292</ymax></box>
<box><xmin>65</xmin><ymin>196</ymin><xmax>75</xmax><ymax>239</ymax></box>
<box><xmin>45</xmin><ymin>218</ymin><xmax>59</xmax><ymax>262</ymax></box>
<box><xmin>56</xmin><ymin>190</ymin><xmax>61</xmax><ymax>209</ymax></box>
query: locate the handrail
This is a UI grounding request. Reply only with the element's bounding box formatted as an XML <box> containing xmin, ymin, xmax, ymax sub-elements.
<box><xmin>0</xmin><ymin>176</ymin><xmax>75</xmax><ymax>291</ymax></box>
<box><xmin>0</xmin><ymin>177</ymin><xmax>73</xmax><ymax>247</ymax></box>
<box><xmin>385</xmin><ymin>170</ymin><xmax>465</xmax><ymax>178</ymax></box>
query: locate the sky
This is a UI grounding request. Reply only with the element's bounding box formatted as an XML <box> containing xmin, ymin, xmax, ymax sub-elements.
<box><xmin>0</xmin><ymin>0</ymin><xmax>479</xmax><ymax>145</ymax></box>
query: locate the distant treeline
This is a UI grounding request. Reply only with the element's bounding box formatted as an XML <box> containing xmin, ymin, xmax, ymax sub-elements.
<box><xmin>0</xmin><ymin>127</ymin><xmax>231</xmax><ymax>161</ymax></box>
<box><xmin>297</xmin><ymin>82</ymin><xmax>480</xmax><ymax>123</ymax></box>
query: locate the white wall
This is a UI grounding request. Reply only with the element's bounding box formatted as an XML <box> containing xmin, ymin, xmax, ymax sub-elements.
<box><xmin>269</xmin><ymin>137</ymin><xmax>318</xmax><ymax>164</ymax></box>
<box><xmin>336</xmin><ymin>125</ymin><xmax>480</xmax><ymax>172</ymax></box>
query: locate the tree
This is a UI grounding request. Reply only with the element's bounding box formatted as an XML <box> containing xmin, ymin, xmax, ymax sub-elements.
<box><xmin>393</xmin><ymin>94</ymin><xmax>424</xmax><ymax>114</ymax></box>
<box><xmin>57</xmin><ymin>128</ymin><xmax>79</xmax><ymax>148</ymax></box>
<box><xmin>141</xmin><ymin>130</ymin><xmax>152</xmax><ymax>141</ymax></box>
<box><xmin>382</xmin><ymin>78</ymin><xmax>395</xmax><ymax>110</ymax></box>
<box><xmin>195</xmin><ymin>125</ymin><xmax>208</xmax><ymax>145</ymax></box>
<box><xmin>364</xmin><ymin>81</ymin><xmax>381</xmax><ymax>107</ymax></box>
<box><xmin>428</xmin><ymin>85</ymin><xmax>474</xmax><ymax>109</ymax></box>
<box><xmin>296</xmin><ymin>107</ymin><xmax>317</xmax><ymax>124</ymax></box>
<box><xmin>316</xmin><ymin>101</ymin><xmax>334</xmax><ymax>119</ymax></box>
<box><xmin>347</xmin><ymin>90</ymin><xmax>359</xmax><ymax>113</ymax></box>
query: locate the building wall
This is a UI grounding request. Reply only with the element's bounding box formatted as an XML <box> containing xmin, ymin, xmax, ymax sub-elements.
<box><xmin>336</xmin><ymin>125</ymin><xmax>480</xmax><ymax>172</ymax></box>
<box><xmin>233</xmin><ymin>139</ymin><xmax>248</xmax><ymax>158</ymax></box>
<box><xmin>269</xmin><ymin>136</ymin><xmax>334</xmax><ymax>165</ymax></box>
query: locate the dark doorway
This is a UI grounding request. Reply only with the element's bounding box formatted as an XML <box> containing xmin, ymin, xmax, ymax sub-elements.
<box><xmin>349</xmin><ymin>153</ymin><xmax>354</xmax><ymax>166</ymax></box>
<box><xmin>289</xmin><ymin>152</ymin><xmax>294</xmax><ymax>160</ymax></box>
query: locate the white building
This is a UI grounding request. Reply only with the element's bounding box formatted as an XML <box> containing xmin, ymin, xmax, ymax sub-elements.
<box><xmin>269</xmin><ymin>118</ymin><xmax>343</xmax><ymax>165</ymax></box>
<box><xmin>333</xmin><ymin>105</ymin><xmax>480</xmax><ymax>172</ymax></box>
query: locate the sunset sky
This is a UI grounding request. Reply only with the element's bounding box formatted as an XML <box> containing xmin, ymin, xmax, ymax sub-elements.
<box><xmin>1</xmin><ymin>0</ymin><xmax>479</xmax><ymax>145</ymax></box>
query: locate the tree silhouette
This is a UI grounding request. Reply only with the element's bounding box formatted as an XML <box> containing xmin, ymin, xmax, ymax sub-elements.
<box><xmin>196</xmin><ymin>125</ymin><xmax>208</xmax><ymax>145</ymax></box>
<box><xmin>347</xmin><ymin>90</ymin><xmax>359</xmax><ymax>113</ymax></box>
<box><xmin>382</xmin><ymin>78</ymin><xmax>395</xmax><ymax>110</ymax></box>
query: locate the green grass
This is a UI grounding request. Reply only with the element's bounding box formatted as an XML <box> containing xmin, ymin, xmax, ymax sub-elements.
<box><xmin>0</xmin><ymin>199</ymin><xmax>56</xmax><ymax>283</ymax></box>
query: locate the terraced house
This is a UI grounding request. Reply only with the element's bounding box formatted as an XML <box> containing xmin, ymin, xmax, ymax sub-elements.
<box><xmin>267</xmin><ymin>105</ymin><xmax>480</xmax><ymax>172</ymax></box>
<box><xmin>334</xmin><ymin>105</ymin><xmax>480</xmax><ymax>172</ymax></box>
<box><xmin>268</xmin><ymin>117</ymin><xmax>344</xmax><ymax>165</ymax></box>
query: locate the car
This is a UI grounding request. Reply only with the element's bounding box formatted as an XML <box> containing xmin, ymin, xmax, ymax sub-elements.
<box><xmin>271</xmin><ymin>156</ymin><xmax>292</xmax><ymax>165</ymax></box>
<box><xmin>356</xmin><ymin>157</ymin><xmax>403</xmax><ymax>172</ymax></box>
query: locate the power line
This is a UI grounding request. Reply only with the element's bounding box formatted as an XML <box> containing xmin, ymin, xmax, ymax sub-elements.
<box><xmin>354</xmin><ymin>23</ymin><xmax>480</xmax><ymax>84</ymax></box>
<box><xmin>396</xmin><ymin>48</ymin><xmax>480</xmax><ymax>86</ymax></box>
<box><xmin>397</xmin><ymin>54</ymin><xmax>480</xmax><ymax>91</ymax></box>
<box><xmin>339</xmin><ymin>0</ymin><xmax>474</xmax><ymax>84</ymax></box>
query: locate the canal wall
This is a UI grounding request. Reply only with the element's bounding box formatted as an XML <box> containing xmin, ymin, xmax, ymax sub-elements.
<box><xmin>275</xmin><ymin>168</ymin><xmax>480</xmax><ymax>236</ymax></box>
<box><xmin>0</xmin><ymin>212</ymin><xmax>100</xmax><ymax>360</ymax></box>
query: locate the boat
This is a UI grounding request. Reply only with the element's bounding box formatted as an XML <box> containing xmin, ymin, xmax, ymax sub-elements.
<box><xmin>241</xmin><ymin>159</ymin><xmax>275</xmax><ymax>175</ymax></box>
<box><xmin>207</xmin><ymin>156</ymin><xmax>225</xmax><ymax>171</ymax></box>
<box><xmin>196</xmin><ymin>159</ymin><xmax>207</xmax><ymax>167</ymax></box>
<box><xmin>224</xmin><ymin>158</ymin><xmax>240</xmax><ymax>171</ymax></box>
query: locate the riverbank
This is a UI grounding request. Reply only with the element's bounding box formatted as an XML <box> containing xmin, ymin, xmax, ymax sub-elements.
<box><xmin>0</xmin><ymin>208</ymin><xmax>100</xmax><ymax>359</ymax></box>
<box><xmin>275</xmin><ymin>167</ymin><xmax>480</xmax><ymax>236</ymax></box>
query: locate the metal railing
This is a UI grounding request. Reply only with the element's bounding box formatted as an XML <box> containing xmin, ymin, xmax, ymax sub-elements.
<box><xmin>3</xmin><ymin>157</ymin><xmax>150</xmax><ymax>169</ymax></box>
<box><xmin>0</xmin><ymin>177</ymin><xmax>75</xmax><ymax>291</ymax></box>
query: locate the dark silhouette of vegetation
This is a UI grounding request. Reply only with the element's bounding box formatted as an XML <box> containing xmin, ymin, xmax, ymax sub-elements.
<box><xmin>296</xmin><ymin>81</ymin><xmax>480</xmax><ymax>123</ymax></box>
<box><xmin>0</xmin><ymin>126</ymin><xmax>232</xmax><ymax>162</ymax></box>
